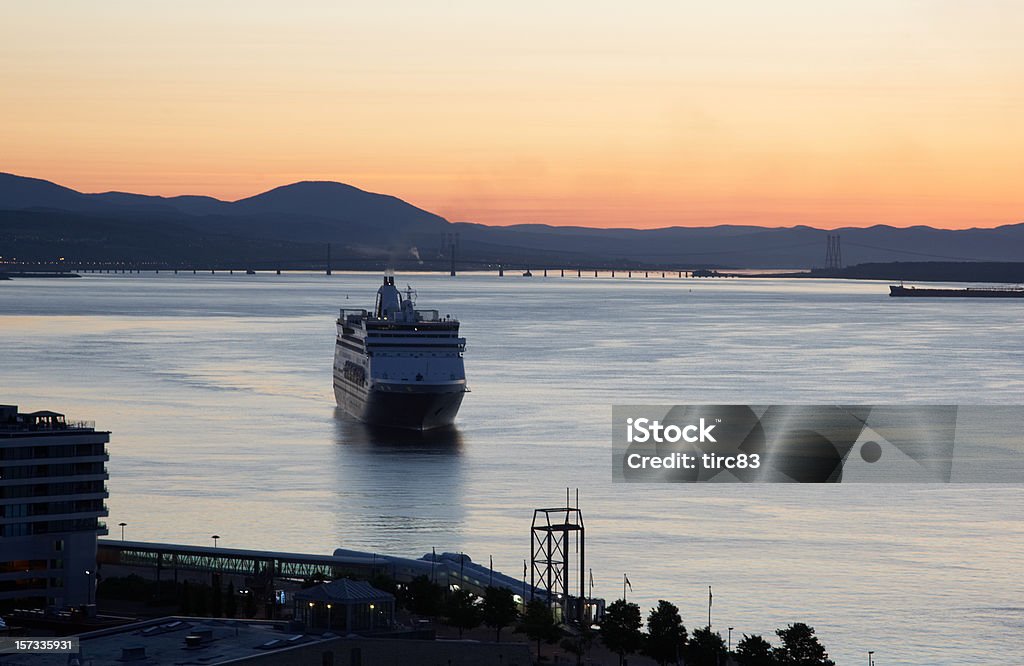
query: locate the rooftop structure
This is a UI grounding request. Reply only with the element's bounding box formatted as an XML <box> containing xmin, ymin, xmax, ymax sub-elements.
<box><xmin>293</xmin><ymin>579</ymin><xmax>395</xmax><ymax>632</ymax></box>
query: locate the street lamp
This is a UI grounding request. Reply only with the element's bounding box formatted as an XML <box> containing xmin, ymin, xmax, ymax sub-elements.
<box><xmin>728</xmin><ymin>627</ymin><xmax>734</xmax><ymax>653</ymax></box>
<box><xmin>85</xmin><ymin>569</ymin><xmax>93</xmax><ymax>605</ymax></box>
<box><xmin>211</xmin><ymin>535</ymin><xmax>220</xmax><ymax>548</ymax></box>
<box><xmin>326</xmin><ymin>603</ymin><xmax>332</xmax><ymax>629</ymax></box>
<box><xmin>118</xmin><ymin>522</ymin><xmax>127</xmax><ymax>541</ymax></box>
<box><xmin>868</xmin><ymin>651</ymin><xmax>874</xmax><ymax>666</ymax></box>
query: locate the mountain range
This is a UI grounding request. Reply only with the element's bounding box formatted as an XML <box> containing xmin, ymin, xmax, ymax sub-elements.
<box><xmin>2</xmin><ymin>172</ymin><xmax>1022</xmax><ymax>269</ymax></box>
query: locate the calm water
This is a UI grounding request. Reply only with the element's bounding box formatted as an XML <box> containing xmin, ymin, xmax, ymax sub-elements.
<box><xmin>2</xmin><ymin>273</ymin><xmax>1022</xmax><ymax>665</ymax></box>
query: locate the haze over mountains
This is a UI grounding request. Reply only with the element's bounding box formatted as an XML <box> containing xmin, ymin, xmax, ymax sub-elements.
<box><xmin>2</xmin><ymin>172</ymin><xmax>1022</xmax><ymax>269</ymax></box>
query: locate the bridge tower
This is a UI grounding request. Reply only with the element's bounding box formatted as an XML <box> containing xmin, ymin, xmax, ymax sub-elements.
<box><xmin>825</xmin><ymin>234</ymin><xmax>843</xmax><ymax>270</ymax></box>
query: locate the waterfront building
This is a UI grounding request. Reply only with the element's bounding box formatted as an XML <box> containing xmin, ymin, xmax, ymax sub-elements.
<box><xmin>0</xmin><ymin>405</ymin><xmax>109</xmax><ymax>609</ymax></box>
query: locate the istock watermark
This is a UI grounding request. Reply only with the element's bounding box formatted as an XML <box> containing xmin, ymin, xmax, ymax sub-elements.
<box><xmin>612</xmin><ymin>405</ymin><xmax>1024</xmax><ymax>483</ymax></box>
<box><xmin>626</xmin><ymin>417</ymin><xmax>718</xmax><ymax>443</ymax></box>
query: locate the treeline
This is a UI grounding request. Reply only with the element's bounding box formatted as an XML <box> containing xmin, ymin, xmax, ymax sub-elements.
<box><xmin>599</xmin><ymin>598</ymin><xmax>834</xmax><ymax>666</ymax></box>
<box><xmin>388</xmin><ymin>576</ymin><xmax>835</xmax><ymax>666</ymax></box>
<box><xmin>97</xmin><ymin>574</ymin><xmax>259</xmax><ymax>618</ymax></box>
<box><xmin>805</xmin><ymin>261</ymin><xmax>1024</xmax><ymax>284</ymax></box>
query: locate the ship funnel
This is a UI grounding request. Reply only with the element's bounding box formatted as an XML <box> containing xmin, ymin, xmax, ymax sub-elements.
<box><xmin>375</xmin><ymin>275</ymin><xmax>402</xmax><ymax>319</ymax></box>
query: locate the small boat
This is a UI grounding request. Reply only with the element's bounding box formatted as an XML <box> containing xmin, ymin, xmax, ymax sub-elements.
<box><xmin>889</xmin><ymin>284</ymin><xmax>1024</xmax><ymax>298</ymax></box>
<box><xmin>245</xmin><ymin>269</ymin><xmax>257</xmax><ymax>275</ymax></box>
<box><xmin>523</xmin><ymin>270</ymin><xmax>533</xmax><ymax>277</ymax></box>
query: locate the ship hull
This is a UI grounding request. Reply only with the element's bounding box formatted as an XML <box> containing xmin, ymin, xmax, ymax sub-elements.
<box><xmin>334</xmin><ymin>378</ymin><xmax>466</xmax><ymax>430</ymax></box>
<box><xmin>890</xmin><ymin>285</ymin><xmax>1024</xmax><ymax>298</ymax></box>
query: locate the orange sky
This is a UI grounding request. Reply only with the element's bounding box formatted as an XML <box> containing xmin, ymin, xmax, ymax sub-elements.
<box><xmin>2</xmin><ymin>1</ymin><xmax>1023</xmax><ymax>229</ymax></box>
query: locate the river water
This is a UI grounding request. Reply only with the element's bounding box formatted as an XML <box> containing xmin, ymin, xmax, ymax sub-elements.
<box><xmin>2</xmin><ymin>272</ymin><xmax>1021</xmax><ymax>664</ymax></box>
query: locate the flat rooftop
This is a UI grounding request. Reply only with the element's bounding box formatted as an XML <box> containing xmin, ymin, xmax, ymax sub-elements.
<box><xmin>1</xmin><ymin>617</ymin><xmax>338</xmax><ymax>666</ymax></box>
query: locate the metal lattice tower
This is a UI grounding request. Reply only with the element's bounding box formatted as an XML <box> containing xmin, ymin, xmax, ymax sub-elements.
<box><xmin>825</xmin><ymin>234</ymin><xmax>843</xmax><ymax>270</ymax></box>
<box><xmin>531</xmin><ymin>492</ymin><xmax>585</xmax><ymax>622</ymax></box>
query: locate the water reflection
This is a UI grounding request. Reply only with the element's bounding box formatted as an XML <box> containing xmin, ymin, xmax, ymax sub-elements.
<box><xmin>333</xmin><ymin>409</ymin><xmax>465</xmax><ymax>450</ymax></box>
<box><xmin>330</xmin><ymin>409</ymin><xmax>466</xmax><ymax>555</ymax></box>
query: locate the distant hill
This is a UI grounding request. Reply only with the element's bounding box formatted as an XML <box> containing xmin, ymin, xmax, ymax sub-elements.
<box><xmin>0</xmin><ymin>173</ymin><xmax>110</xmax><ymax>212</ymax></box>
<box><xmin>232</xmin><ymin>181</ymin><xmax>448</xmax><ymax>229</ymax></box>
<box><xmin>1</xmin><ymin>171</ymin><xmax>1023</xmax><ymax>269</ymax></box>
<box><xmin>0</xmin><ymin>172</ymin><xmax>445</xmax><ymax>245</ymax></box>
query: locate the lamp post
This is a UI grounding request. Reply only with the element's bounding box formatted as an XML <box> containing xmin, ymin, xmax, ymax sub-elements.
<box><xmin>868</xmin><ymin>651</ymin><xmax>874</xmax><ymax>666</ymax></box>
<box><xmin>369</xmin><ymin>603</ymin><xmax>375</xmax><ymax>630</ymax></box>
<box><xmin>211</xmin><ymin>535</ymin><xmax>220</xmax><ymax>548</ymax></box>
<box><xmin>85</xmin><ymin>569</ymin><xmax>93</xmax><ymax>605</ymax></box>
<box><xmin>118</xmin><ymin>522</ymin><xmax>127</xmax><ymax>541</ymax></box>
<box><xmin>327</xmin><ymin>603</ymin><xmax>332</xmax><ymax>629</ymax></box>
<box><xmin>728</xmin><ymin>627</ymin><xmax>734</xmax><ymax>653</ymax></box>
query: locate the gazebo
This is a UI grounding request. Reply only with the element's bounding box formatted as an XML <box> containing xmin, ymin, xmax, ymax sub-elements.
<box><xmin>294</xmin><ymin>579</ymin><xmax>394</xmax><ymax>633</ymax></box>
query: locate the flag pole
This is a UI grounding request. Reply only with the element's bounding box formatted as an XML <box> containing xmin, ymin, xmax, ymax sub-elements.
<box><xmin>523</xmin><ymin>559</ymin><xmax>528</xmax><ymax>603</ymax></box>
<box><xmin>588</xmin><ymin>568</ymin><xmax>594</xmax><ymax>623</ymax></box>
<box><xmin>708</xmin><ymin>585</ymin><xmax>713</xmax><ymax>629</ymax></box>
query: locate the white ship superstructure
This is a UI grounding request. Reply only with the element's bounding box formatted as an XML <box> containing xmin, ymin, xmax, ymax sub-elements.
<box><xmin>333</xmin><ymin>276</ymin><xmax>467</xmax><ymax>429</ymax></box>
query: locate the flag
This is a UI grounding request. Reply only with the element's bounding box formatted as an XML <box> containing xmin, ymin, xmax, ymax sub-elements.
<box><xmin>523</xmin><ymin>559</ymin><xmax>527</xmax><ymax>577</ymax></box>
<box><xmin>709</xmin><ymin>585</ymin><xmax>713</xmax><ymax>607</ymax></box>
<box><xmin>624</xmin><ymin>574</ymin><xmax>632</xmax><ymax>591</ymax></box>
<box><xmin>589</xmin><ymin>570</ymin><xmax>594</xmax><ymax>589</ymax></box>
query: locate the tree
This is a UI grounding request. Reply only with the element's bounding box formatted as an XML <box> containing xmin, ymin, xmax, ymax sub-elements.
<box><xmin>561</xmin><ymin>624</ymin><xmax>595</xmax><ymax>666</ymax></box>
<box><xmin>685</xmin><ymin>626</ymin><xmax>727</xmax><ymax>666</ymax></box>
<box><xmin>521</xmin><ymin>600</ymin><xmax>560</xmax><ymax>660</ymax></box>
<box><xmin>599</xmin><ymin>599</ymin><xmax>644</xmax><ymax>666</ymax></box>
<box><xmin>773</xmin><ymin>623</ymin><xmax>834</xmax><ymax>666</ymax></box>
<box><xmin>644</xmin><ymin>600</ymin><xmax>687</xmax><ymax>665</ymax></box>
<box><xmin>179</xmin><ymin>581</ymin><xmax>192</xmax><ymax>615</ymax></box>
<box><xmin>301</xmin><ymin>572</ymin><xmax>328</xmax><ymax>589</ymax></box>
<box><xmin>736</xmin><ymin>634</ymin><xmax>776</xmax><ymax>666</ymax></box>
<box><xmin>444</xmin><ymin>588</ymin><xmax>482</xmax><ymax>638</ymax></box>
<box><xmin>224</xmin><ymin>581</ymin><xmax>237</xmax><ymax>618</ymax></box>
<box><xmin>369</xmin><ymin>573</ymin><xmax>398</xmax><ymax>596</ymax></box>
<box><xmin>193</xmin><ymin>583</ymin><xmax>208</xmax><ymax>616</ymax></box>
<box><xmin>243</xmin><ymin>588</ymin><xmax>258</xmax><ymax>618</ymax></box>
<box><xmin>210</xmin><ymin>576</ymin><xmax>223</xmax><ymax>617</ymax></box>
<box><xmin>401</xmin><ymin>575</ymin><xmax>444</xmax><ymax>617</ymax></box>
<box><xmin>482</xmin><ymin>586</ymin><xmax>519</xmax><ymax>642</ymax></box>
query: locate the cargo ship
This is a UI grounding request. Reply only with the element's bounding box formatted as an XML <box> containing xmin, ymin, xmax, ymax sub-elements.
<box><xmin>889</xmin><ymin>284</ymin><xmax>1024</xmax><ymax>298</ymax></box>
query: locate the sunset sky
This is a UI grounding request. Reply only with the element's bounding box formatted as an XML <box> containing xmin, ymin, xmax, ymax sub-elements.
<box><xmin>2</xmin><ymin>1</ymin><xmax>1022</xmax><ymax>229</ymax></box>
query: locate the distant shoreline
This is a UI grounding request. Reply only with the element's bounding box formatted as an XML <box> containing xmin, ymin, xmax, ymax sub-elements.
<box><xmin>742</xmin><ymin>261</ymin><xmax>1024</xmax><ymax>284</ymax></box>
<box><xmin>4</xmin><ymin>261</ymin><xmax>1024</xmax><ymax>286</ymax></box>
<box><xmin>0</xmin><ymin>271</ymin><xmax>81</xmax><ymax>279</ymax></box>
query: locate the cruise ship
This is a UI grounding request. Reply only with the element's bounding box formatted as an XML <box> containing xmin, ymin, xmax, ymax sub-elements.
<box><xmin>333</xmin><ymin>275</ymin><xmax>468</xmax><ymax>429</ymax></box>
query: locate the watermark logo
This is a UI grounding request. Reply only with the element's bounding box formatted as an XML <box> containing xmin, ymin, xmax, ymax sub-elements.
<box><xmin>612</xmin><ymin>405</ymin><xmax>1024</xmax><ymax>483</ymax></box>
<box><xmin>626</xmin><ymin>417</ymin><xmax>718</xmax><ymax>443</ymax></box>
